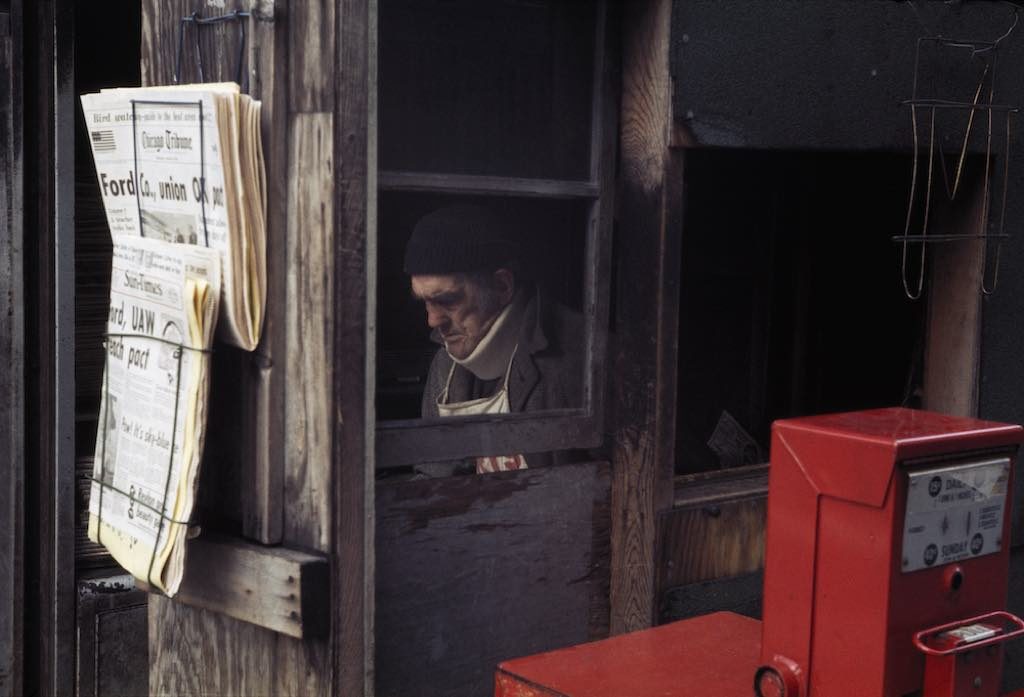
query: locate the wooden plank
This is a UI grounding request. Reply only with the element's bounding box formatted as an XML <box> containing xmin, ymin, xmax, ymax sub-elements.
<box><xmin>270</xmin><ymin>628</ymin><xmax>331</xmax><ymax>697</ymax></box>
<box><xmin>658</xmin><ymin>474</ymin><xmax>768</xmax><ymax>626</ymax></box>
<box><xmin>610</xmin><ymin>0</ymin><xmax>681</xmax><ymax>634</ymax></box>
<box><xmin>378</xmin><ymin>170</ymin><xmax>600</xmax><ymax>199</ymax></box>
<box><xmin>166</xmin><ymin>535</ymin><xmax>328</xmax><ymax>640</ymax></box>
<box><xmin>923</xmin><ymin>171</ymin><xmax>987</xmax><ymax>417</ymax></box>
<box><xmin>655</xmin><ymin>494</ymin><xmax>767</xmax><ymax>595</ymax></box>
<box><xmin>271</xmin><ymin>7</ymin><xmax>335</xmax><ymax>691</ymax></box>
<box><xmin>333</xmin><ymin>0</ymin><xmax>375</xmax><ymax>693</ymax></box>
<box><xmin>376</xmin><ymin>462</ymin><xmax>612</xmax><ymax>697</ymax></box>
<box><xmin>243</xmin><ymin>0</ymin><xmax>288</xmax><ymax>545</ymax></box>
<box><xmin>149</xmin><ymin>596</ymin><xmax>275</xmax><ymax>697</ymax></box>
<box><xmin>284</xmin><ymin>111</ymin><xmax>333</xmax><ymax>551</ymax></box>
<box><xmin>377</xmin><ymin>411</ymin><xmax>598</xmax><ymax>468</ymax></box>
<box><xmin>289</xmin><ymin>0</ymin><xmax>334</xmax><ymax>112</ymax></box>
<box><xmin>0</xmin><ymin>6</ymin><xmax>23</xmax><ymax>695</ymax></box>
<box><xmin>672</xmin><ymin>465</ymin><xmax>768</xmax><ymax>508</ymax></box>
<box><xmin>141</xmin><ymin>0</ymin><xmax>248</xmax><ymax>87</ymax></box>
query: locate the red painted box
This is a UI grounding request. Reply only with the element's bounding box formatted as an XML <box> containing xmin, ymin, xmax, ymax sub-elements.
<box><xmin>495</xmin><ymin>612</ymin><xmax>761</xmax><ymax>697</ymax></box>
<box><xmin>761</xmin><ymin>408</ymin><xmax>1022</xmax><ymax>697</ymax></box>
<box><xmin>496</xmin><ymin>409</ymin><xmax>1024</xmax><ymax>697</ymax></box>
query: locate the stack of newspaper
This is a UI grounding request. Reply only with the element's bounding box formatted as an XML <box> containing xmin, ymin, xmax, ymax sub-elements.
<box><xmin>81</xmin><ymin>82</ymin><xmax>265</xmax><ymax>594</ymax></box>
<box><xmin>89</xmin><ymin>237</ymin><xmax>220</xmax><ymax>594</ymax></box>
<box><xmin>81</xmin><ymin>82</ymin><xmax>265</xmax><ymax>350</ymax></box>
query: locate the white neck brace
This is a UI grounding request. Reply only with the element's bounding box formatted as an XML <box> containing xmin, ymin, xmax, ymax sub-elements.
<box><xmin>449</xmin><ymin>292</ymin><xmax>526</xmax><ymax>380</ymax></box>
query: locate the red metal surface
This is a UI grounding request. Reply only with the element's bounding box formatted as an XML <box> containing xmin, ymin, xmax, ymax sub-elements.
<box><xmin>915</xmin><ymin>612</ymin><xmax>1024</xmax><ymax>697</ymax></box>
<box><xmin>760</xmin><ymin>408</ymin><xmax>1023</xmax><ymax>697</ymax></box>
<box><xmin>914</xmin><ymin>612</ymin><xmax>1024</xmax><ymax>656</ymax></box>
<box><xmin>497</xmin><ymin>409</ymin><xmax>1024</xmax><ymax>697</ymax></box>
<box><xmin>495</xmin><ymin>612</ymin><xmax>761</xmax><ymax>697</ymax></box>
<box><xmin>920</xmin><ymin>646</ymin><xmax>1004</xmax><ymax>697</ymax></box>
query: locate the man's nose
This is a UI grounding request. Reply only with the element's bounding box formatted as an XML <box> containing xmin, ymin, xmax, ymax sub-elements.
<box><xmin>426</xmin><ymin>304</ymin><xmax>446</xmax><ymax>329</ymax></box>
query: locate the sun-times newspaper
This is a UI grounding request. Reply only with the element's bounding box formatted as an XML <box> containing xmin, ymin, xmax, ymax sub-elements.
<box><xmin>89</xmin><ymin>236</ymin><xmax>220</xmax><ymax>596</ymax></box>
<box><xmin>80</xmin><ymin>83</ymin><xmax>265</xmax><ymax>351</ymax></box>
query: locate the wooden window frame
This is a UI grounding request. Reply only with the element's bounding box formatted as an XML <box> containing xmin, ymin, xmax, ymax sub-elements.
<box><xmin>374</xmin><ymin>0</ymin><xmax>617</xmax><ymax>469</ymax></box>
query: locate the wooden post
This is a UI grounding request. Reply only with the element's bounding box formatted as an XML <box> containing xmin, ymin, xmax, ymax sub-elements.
<box><xmin>923</xmin><ymin>172</ymin><xmax>987</xmax><ymax>417</ymax></box>
<box><xmin>0</xmin><ymin>5</ymin><xmax>24</xmax><ymax>695</ymax></box>
<box><xmin>610</xmin><ymin>0</ymin><xmax>682</xmax><ymax>634</ymax></box>
<box><xmin>332</xmin><ymin>0</ymin><xmax>376</xmax><ymax>693</ymax></box>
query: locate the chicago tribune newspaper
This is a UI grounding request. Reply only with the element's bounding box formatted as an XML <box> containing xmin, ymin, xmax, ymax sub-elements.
<box><xmin>80</xmin><ymin>82</ymin><xmax>266</xmax><ymax>350</ymax></box>
<box><xmin>89</xmin><ymin>236</ymin><xmax>221</xmax><ymax>596</ymax></box>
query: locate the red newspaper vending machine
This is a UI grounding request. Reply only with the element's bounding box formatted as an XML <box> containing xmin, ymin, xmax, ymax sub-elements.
<box><xmin>495</xmin><ymin>408</ymin><xmax>1024</xmax><ymax>697</ymax></box>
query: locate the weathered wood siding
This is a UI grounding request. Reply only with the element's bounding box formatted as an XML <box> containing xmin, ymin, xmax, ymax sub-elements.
<box><xmin>285</xmin><ymin>112</ymin><xmax>333</xmax><ymax>551</ymax></box>
<box><xmin>655</xmin><ymin>470</ymin><xmax>768</xmax><ymax>624</ymax></box>
<box><xmin>610</xmin><ymin>0</ymin><xmax>682</xmax><ymax>634</ymax></box>
<box><xmin>376</xmin><ymin>462</ymin><xmax>611</xmax><ymax>697</ymax></box>
<box><xmin>143</xmin><ymin>1</ymin><xmax>342</xmax><ymax>693</ymax></box>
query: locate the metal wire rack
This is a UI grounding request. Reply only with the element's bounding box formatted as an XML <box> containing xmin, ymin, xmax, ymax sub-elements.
<box><xmin>896</xmin><ymin>34</ymin><xmax>1019</xmax><ymax>299</ymax></box>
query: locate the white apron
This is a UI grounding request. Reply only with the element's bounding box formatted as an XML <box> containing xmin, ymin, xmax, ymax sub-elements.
<box><xmin>437</xmin><ymin>345</ymin><xmax>528</xmax><ymax>474</ymax></box>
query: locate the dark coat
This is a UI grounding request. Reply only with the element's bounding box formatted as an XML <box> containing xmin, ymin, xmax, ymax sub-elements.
<box><xmin>418</xmin><ymin>291</ymin><xmax>585</xmax><ymax>472</ymax></box>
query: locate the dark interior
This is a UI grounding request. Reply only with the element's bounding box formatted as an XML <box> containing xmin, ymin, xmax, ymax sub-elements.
<box><xmin>73</xmin><ymin>0</ymin><xmax>141</xmax><ymax>568</ymax></box>
<box><xmin>379</xmin><ymin>0</ymin><xmax>596</xmax><ymax>180</ymax></box>
<box><xmin>675</xmin><ymin>149</ymin><xmax>928</xmax><ymax>474</ymax></box>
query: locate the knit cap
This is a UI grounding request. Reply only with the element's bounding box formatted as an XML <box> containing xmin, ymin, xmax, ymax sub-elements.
<box><xmin>403</xmin><ymin>204</ymin><xmax>517</xmax><ymax>275</ymax></box>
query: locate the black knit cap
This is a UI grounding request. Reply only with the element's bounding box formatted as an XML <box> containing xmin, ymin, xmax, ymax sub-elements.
<box><xmin>403</xmin><ymin>204</ymin><xmax>517</xmax><ymax>275</ymax></box>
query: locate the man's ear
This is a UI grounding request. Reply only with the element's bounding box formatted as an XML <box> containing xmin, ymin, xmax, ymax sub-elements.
<box><xmin>493</xmin><ymin>268</ymin><xmax>515</xmax><ymax>305</ymax></box>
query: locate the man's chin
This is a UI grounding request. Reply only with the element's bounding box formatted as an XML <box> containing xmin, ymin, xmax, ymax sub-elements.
<box><xmin>444</xmin><ymin>337</ymin><xmax>470</xmax><ymax>360</ymax></box>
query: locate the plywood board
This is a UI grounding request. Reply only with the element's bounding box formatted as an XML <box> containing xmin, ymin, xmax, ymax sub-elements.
<box><xmin>375</xmin><ymin>462</ymin><xmax>611</xmax><ymax>697</ymax></box>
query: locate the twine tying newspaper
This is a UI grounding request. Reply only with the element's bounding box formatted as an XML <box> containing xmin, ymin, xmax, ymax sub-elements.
<box><xmin>94</xmin><ymin>332</ymin><xmax>213</xmax><ymax>594</ymax></box>
<box><xmin>130</xmin><ymin>99</ymin><xmax>211</xmax><ymax>248</ymax></box>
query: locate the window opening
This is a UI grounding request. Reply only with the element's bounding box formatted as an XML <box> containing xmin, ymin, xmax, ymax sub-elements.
<box><xmin>374</xmin><ymin>0</ymin><xmax>613</xmax><ymax>469</ymax></box>
<box><xmin>676</xmin><ymin>149</ymin><xmax>928</xmax><ymax>475</ymax></box>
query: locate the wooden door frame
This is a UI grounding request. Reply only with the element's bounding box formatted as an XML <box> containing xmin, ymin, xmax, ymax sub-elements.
<box><xmin>0</xmin><ymin>3</ymin><xmax>24</xmax><ymax>695</ymax></box>
<box><xmin>332</xmin><ymin>0</ymin><xmax>377</xmax><ymax>693</ymax></box>
<box><xmin>610</xmin><ymin>0</ymin><xmax>683</xmax><ymax>634</ymax></box>
<box><xmin>20</xmin><ymin>0</ymin><xmax>77</xmax><ymax>694</ymax></box>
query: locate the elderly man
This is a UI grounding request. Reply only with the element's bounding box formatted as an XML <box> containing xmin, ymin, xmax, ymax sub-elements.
<box><xmin>404</xmin><ymin>204</ymin><xmax>584</xmax><ymax>474</ymax></box>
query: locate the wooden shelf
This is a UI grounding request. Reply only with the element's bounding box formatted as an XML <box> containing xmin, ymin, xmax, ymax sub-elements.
<box><xmin>379</xmin><ymin>170</ymin><xmax>600</xmax><ymax>199</ymax></box>
<box><xmin>144</xmin><ymin>534</ymin><xmax>329</xmax><ymax>640</ymax></box>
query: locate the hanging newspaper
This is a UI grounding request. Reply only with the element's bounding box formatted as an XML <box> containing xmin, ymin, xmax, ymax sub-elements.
<box><xmin>89</xmin><ymin>236</ymin><xmax>221</xmax><ymax>596</ymax></box>
<box><xmin>80</xmin><ymin>82</ymin><xmax>265</xmax><ymax>351</ymax></box>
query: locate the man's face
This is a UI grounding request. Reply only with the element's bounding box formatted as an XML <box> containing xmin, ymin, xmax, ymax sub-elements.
<box><xmin>411</xmin><ymin>273</ymin><xmax>509</xmax><ymax>360</ymax></box>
